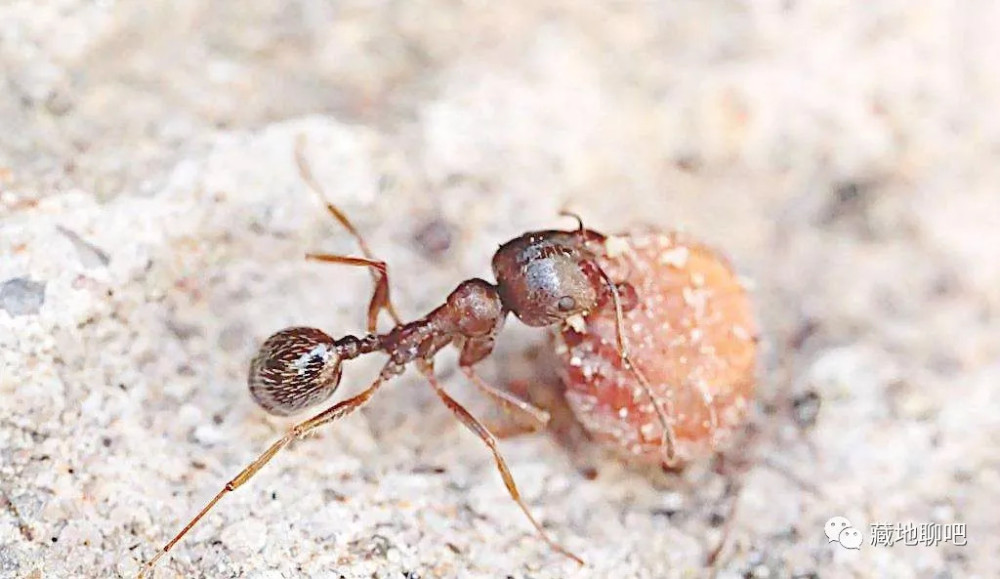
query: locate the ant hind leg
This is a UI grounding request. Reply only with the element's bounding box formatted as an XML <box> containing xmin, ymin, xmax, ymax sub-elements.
<box><xmin>305</xmin><ymin>253</ymin><xmax>396</xmax><ymax>333</ymax></box>
<box><xmin>138</xmin><ymin>366</ymin><xmax>393</xmax><ymax>578</ymax></box>
<box><xmin>295</xmin><ymin>136</ymin><xmax>403</xmax><ymax>330</ymax></box>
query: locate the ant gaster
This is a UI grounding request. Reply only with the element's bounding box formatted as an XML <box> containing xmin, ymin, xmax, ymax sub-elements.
<box><xmin>138</xmin><ymin>139</ymin><xmax>678</xmax><ymax>576</ymax></box>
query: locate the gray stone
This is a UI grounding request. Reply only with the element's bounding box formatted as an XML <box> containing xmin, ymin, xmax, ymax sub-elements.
<box><xmin>0</xmin><ymin>278</ymin><xmax>46</xmax><ymax>317</ymax></box>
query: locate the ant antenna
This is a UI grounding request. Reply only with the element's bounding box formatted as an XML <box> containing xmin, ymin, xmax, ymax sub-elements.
<box><xmin>558</xmin><ymin>210</ymin><xmax>586</xmax><ymax>233</ymax></box>
<box><xmin>556</xmin><ymin>210</ymin><xmax>677</xmax><ymax>463</ymax></box>
<box><xmin>592</xmin><ymin>264</ymin><xmax>679</xmax><ymax>464</ymax></box>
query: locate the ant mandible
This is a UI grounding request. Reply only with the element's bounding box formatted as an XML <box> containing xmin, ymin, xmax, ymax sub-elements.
<box><xmin>137</xmin><ymin>138</ymin><xmax>683</xmax><ymax>577</ymax></box>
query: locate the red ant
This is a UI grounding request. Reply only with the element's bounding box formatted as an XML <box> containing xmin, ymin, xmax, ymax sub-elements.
<box><xmin>137</xmin><ymin>139</ymin><xmax>684</xmax><ymax>577</ymax></box>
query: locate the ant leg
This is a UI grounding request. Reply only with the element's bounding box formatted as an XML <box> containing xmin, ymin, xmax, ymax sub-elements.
<box><xmin>417</xmin><ymin>362</ymin><xmax>584</xmax><ymax>566</ymax></box>
<box><xmin>295</xmin><ymin>136</ymin><xmax>403</xmax><ymax>329</ymax></box>
<box><xmin>138</xmin><ymin>367</ymin><xmax>393</xmax><ymax>578</ymax></box>
<box><xmin>460</xmin><ymin>365</ymin><xmax>551</xmax><ymax>431</ymax></box>
<box><xmin>305</xmin><ymin>253</ymin><xmax>397</xmax><ymax>333</ymax></box>
<box><xmin>457</xmin><ymin>337</ymin><xmax>550</xmax><ymax>432</ymax></box>
<box><xmin>593</xmin><ymin>265</ymin><xmax>680</xmax><ymax>466</ymax></box>
<box><xmin>295</xmin><ymin>136</ymin><xmax>382</xmax><ymax>265</ymax></box>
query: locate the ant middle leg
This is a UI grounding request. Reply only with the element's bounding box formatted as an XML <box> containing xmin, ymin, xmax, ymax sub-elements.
<box><xmin>457</xmin><ymin>337</ymin><xmax>550</xmax><ymax>432</ymax></box>
<box><xmin>460</xmin><ymin>366</ymin><xmax>551</xmax><ymax>432</ymax></box>
<box><xmin>416</xmin><ymin>361</ymin><xmax>583</xmax><ymax>565</ymax></box>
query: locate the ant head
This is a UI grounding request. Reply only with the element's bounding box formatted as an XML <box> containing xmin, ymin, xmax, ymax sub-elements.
<box><xmin>248</xmin><ymin>327</ymin><xmax>344</xmax><ymax>416</ymax></box>
<box><xmin>492</xmin><ymin>231</ymin><xmax>601</xmax><ymax>327</ymax></box>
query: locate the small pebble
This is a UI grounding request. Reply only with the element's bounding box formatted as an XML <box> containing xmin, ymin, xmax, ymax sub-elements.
<box><xmin>412</xmin><ymin>218</ymin><xmax>454</xmax><ymax>260</ymax></box>
<box><xmin>791</xmin><ymin>390</ymin><xmax>821</xmax><ymax>427</ymax></box>
<box><xmin>0</xmin><ymin>278</ymin><xmax>46</xmax><ymax>316</ymax></box>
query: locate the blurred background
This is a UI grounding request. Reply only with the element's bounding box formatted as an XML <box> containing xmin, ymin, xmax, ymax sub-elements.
<box><xmin>1</xmin><ymin>1</ymin><xmax>997</xmax><ymax>577</ymax></box>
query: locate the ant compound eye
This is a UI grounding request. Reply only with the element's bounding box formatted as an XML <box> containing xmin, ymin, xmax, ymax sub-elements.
<box><xmin>248</xmin><ymin>327</ymin><xmax>343</xmax><ymax>416</ymax></box>
<box><xmin>557</xmin><ymin>295</ymin><xmax>576</xmax><ymax>312</ymax></box>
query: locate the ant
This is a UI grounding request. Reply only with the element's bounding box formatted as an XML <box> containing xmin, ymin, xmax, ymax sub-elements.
<box><xmin>137</xmin><ymin>138</ymin><xmax>682</xmax><ymax>577</ymax></box>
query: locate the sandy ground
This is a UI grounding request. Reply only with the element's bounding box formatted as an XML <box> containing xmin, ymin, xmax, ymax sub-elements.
<box><xmin>2</xmin><ymin>2</ymin><xmax>999</xmax><ymax>578</ymax></box>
